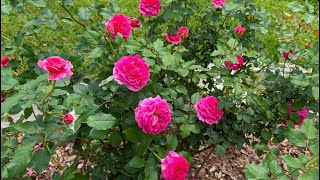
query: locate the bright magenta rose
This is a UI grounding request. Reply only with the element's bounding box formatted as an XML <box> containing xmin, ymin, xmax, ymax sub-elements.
<box><xmin>161</xmin><ymin>150</ymin><xmax>190</xmax><ymax>180</ymax></box>
<box><xmin>194</xmin><ymin>96</ymin><xmax>224</xmax><ymax>124</ymax></box>
<box><xmin>134</xmin><ymin>96</ymin><xmax>172</xmax><ymax>134</ymax></box>
<box><xmin>166</xmin><ymin>34</ymin><xmax>181</xmax><ymax>45</ymax></box>
<box><xmin>178</xmin><ymin>27</ymin><xmax>189</xmax><ymax>38</ymax></box>
<box><xmin>113</xmin><ymin>55</ymin><xmax>150</xmax><ymax>92</ymax></box>
<box><xmin>235</xmin><ymin>25</ymin><xmax>245</xmax><ymax>36</ymax></box>
<box><xmin>129</xmin><ymin>18</ymin><xmax>141</xmax><ymax>29</ymax></box>
<box><xmin>212</xmin><ymin>0</ymin><xmax>226</xmax><ymax>7</ymax></box>
<box><xmin>139</xmin><ymin>0</ymin><xmax>161</xmax><ymax>17</ymax></box>
<box><xmin>285</xmin><ymin>102</ymin><xmax>309</xmax><ymax>125</ymax></box>
<box><xmin>63</xmin><ymin>114</ymin><xmax>74</xmax><ymax>124</ymax></box>
<box><xmin>281</xmin><ymin>49</ymin><xmax>298</xmax><ymax>60</ymax></box>
<box><xmin>105</xmin><ymin>14</ymin><xmax>132</xmax><ymax>40</ymax></box>
<box><xmin>1</xmin><ymin>56</ymin><xmax>9</xmax><ymax>67</ymax></box>
<box><xmin>38</xmin><ymin>56</ymin><xmax>73</xmax><ymax>80</ymax></box>
<box><xmin>224</xmin><ymin>55</ymin><xmax>244</xmax><ymax>71</ymax></box>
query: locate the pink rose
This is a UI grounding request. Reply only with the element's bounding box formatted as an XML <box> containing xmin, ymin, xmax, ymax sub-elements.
<box><xmin>224</xmin><ymin>55</ymin><xmax>245</xmax><ymax>71</ymax></box>
<box><xmin>161</xmin><ymin>150</ymin><xmax>190</xmax><ymax>180</ymax></box>
<box><xmin>166</xmin><ymin>34</ymin><xmax>181</xmax><ymax>45</ymax></box>
<box><xmin>38</xmin><ymin>56</ymin><xmax>73</xmax><ymax>80</ymax></box>
<box><xmin>285</xmin><ymin>102</ymin><xmax>308</xmax><ymax>125</ymax></box>
<box><xmin>212</xmin><ymin>0</ymin><xmax>226</xmax><ymax>7</ymax></box>
<box><xmin>134</xmin><ymin>96</ymin><xmax>172</xmax><ymax>134</ymax></box>
<box><xmin>129</xmin><ymin>18</ymin><xmax>141</xmax><ymax>29</ymax></box>
<box><xmin>105</xmin><ymin>14</ymin><xmax>132</xmax><ymax>40</ymax></box>
<box><xmin>194</xmin><ymin>96</ymin><xmax>224</xmax><ymax>124</ymax></box>
<box><xmin>307</xmin><ymin>42</ymin><xmax>311</xmax><ymax>47</ymax></box>
<box><xmin>235</xmin><ymin>25</ymin><xmax>245</xmax><ymax>36</ymax></box>
<box><xmin>139</xmin><ymin>0</ymin><xmax>161</xmax><ymax>17</ymax></box>
<box><xmin>281</xmin><ymin>50</ymin><xmax>298</xmax><ymax>60</ymax></box>
<box><xmin>113</xmin><ymin>55</ymin><xmax>150</xmax><ymax>92</ymax></box>
<box><xmin>63</xmin><ymin>113</ymin><xmax>74</xmax><ymax>124</ymax></box>
<box><xmin>178</xmin><ymin>27</ymin><xmax>189</xmax><ymax>38</ymax></box>
<box><xmin>1</xmin><ymin>56</ymin><xmax>9</xmax><ymax>67</ymax></box>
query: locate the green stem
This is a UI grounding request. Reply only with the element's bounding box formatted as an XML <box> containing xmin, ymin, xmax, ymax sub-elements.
<box><xmin>104</xmin><ymin>36</ymin><xmax>116</xmax><ymax>55</ymax></box>
<box><xmin>306</xmin><ymin>152</ymin><xmax>319</xmax><ymax>168</ymax></box>
<box><xmin>41</xmin><ymin>80</ymin><xmax>56</xmax><ymax>103</ymax></box>
<box><xmin>148</xmin><ymin>147</ymin><xmax>162</xmax><ymax>161</ymax></box>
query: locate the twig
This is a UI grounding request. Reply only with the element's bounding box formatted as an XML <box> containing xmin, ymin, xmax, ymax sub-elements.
<box><xmin>82</xmin><ymin>139</ymin><xmax>91</xmax><ymax>173</ymax></box>
<box><xmin>193</xmin><ymin>144</ymin><xmax>215</xmax><ymax>155</ymax></box>
<box><xmin>194</xmin><ymin>145</ymin><xmax>215</xmax><ymax>178</ymax></box>
<box><xmin>59</xmin><ymin>2</ymin><xmax>86</xmax><ymax>29</ymax></box>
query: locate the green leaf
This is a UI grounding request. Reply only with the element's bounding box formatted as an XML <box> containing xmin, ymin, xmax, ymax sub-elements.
<box><xmin>1</xmin><ymin>93</ymin><xmax>22</xmax><ymax>114</ymax></box>
<box><xmin>89</xmin><ymin>129</ymin><xmax>108</xmax><ymax>140</ymax></box>
<box><xmin>27</xmin><ymin>0</ymin><xmax>46</xmax><ymax>7</ymax></box>
<box><xmin>177</xmin><ymin>68</ymin><xmax>189</xmax><ymax>77</ymax></box>
<box><xmin>268</xmin><ymin>158</ymin><xmax>283</xmax><ymax>177</ymax></box>
<box><xmin>305</xmin><ymin>0</ymin><xmax>314</xmax><ymax>13</ymax></box>
<box><xmin>312</xmin><ymin>87</ymin><xmax>319</xmax><ymax>101</ymax></box>
<box><xmin>129</xmin><ymin>156</ymin><xmax>145</xmax><ymax>168</ymax></box>
<box><xmin>87</xmin><ymin>112</ymin><xmax>117</xmax><ymax>130</ymax></box>
<box><xmin>301</xmin><ymin>119</ymin><xmax>318</xmax><ymax>139</ymax></box>
<box><xmin>10</xmin><ymin>121</ymin><xmax>37</xmax><ymax>134</ymax></box>
<box><xmin>180</xmin><ymin>124</ymin><xmax>191</xmax><ymax>138</ymax></box>
<box><xmin>215</xmin><ymin>145</ymin><xmax>225</xmax><ymax>156</ymax></box>
<box><xmin>304</xmin><ymin>14</ymin><xmax>315</xmax><ymax>24</ymax></box>
<box><xmin>1</xmin><ymin>76</ymin><xmax>18</xmax><ymax>90</ymax></box>
<box><xmin>244</xmin><ymin>163</ymin><xmax>269</xmax><ymax>179</ymax></box>
<box><xmin>78</xmin><ymin>7</ymin><xmax>91</xmax><ymax>20</ymax></box>
<box><xmin>162</xmin><ymin>54</ymin><xmax>175</xmax><ymax>67</ymax></box>
<box><xmin>191</xmin><ymin>92</ymin><xmax>201</xmax><ymax>105</ymax></box>
<box><xmin>73</xmin><ymin>84</ymin><xmax>88</xmax><ymax>95</ymax></box>
<box><xmin>1</xmin><ymin>4</ymin><xmax>12</xmax><ymax>14</ymax></box>
<box><xmin>83</xmin><ymin>30</ymin><xmax>99</xmax><ymax>45</ymax></box>
<box><xmin>254</xmin><ymin>143</ymin><xmax>268</xmax><ymax>151</ymax></box>
<box><xmin>224</xmin><ymin>2</ymin><xmax>238</xmax><ymax>11</ymax></box>
<box><xmin>281</xmin><ymin>155</ymin><xmax>303</xmax><ymax>168</ymax></box>
<box><xmin>166</xmin><ymin>134</ymin><xmax>178</xmax><ymax>150</ymax></box>
<box><xmin>52</xmin><ymin>89</ymin><xmax>68</xmax><ymax>96</ymax></box>
<box><xmin>285</xmin><ymin>128</ymin><xmax>307</xmax><ymax>147</ymax></box>
<box><xmin>227</xmin><ymin>38</ymin><xmax>238</xmax><ymax>49</ymax></box>
<box><xmin>7</xmin><ymin>143</ymin><xmax>34</xmax><ymax>177</ymax></box>
<box><xmin>210</xmin><ymin>49</ymin><xmax>224</xmax><ymax>56</ymax></box>
<box><xmin>115</xmin><ymin>33</ymin><xmax>123</xmax><ymax>45</ymax></box>
<box><xmin>142</xmin><ymin>49</ymin><xmax>156</xmax><ymax>58</ymax></box>
<box><xmin>124</xmin><ymin>127</ymin><xmax>141</xmax><ymax>143</ymax></box>
<box><xmin>89</xmin><ymin>47</ymin><xmax>103</xmax><ymax>59</ymax></box>
<box><xmin>29</xmin><ymin>149</ymin><xmax>51</xmax><ymax>174</ymax></box>
<box><xmin>287</xmin><ymin>2</ymin><xmax>305</xmax><ymax>12</ymax></box>
<box><xmin>109</xmin><ymin>131</ymin><xmax>122</xmax><ymax>148</ymax></box>
<box><xmin>175</xmin><ymin>85</ymin><xmax>188</xmax><ymax>95</ymax></box>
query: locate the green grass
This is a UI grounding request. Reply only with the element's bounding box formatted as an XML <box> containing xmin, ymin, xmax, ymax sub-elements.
<box><xmin>1</xmin><ymin>0</ymin><xmax>319</xmax><ymax>54</ymax></box>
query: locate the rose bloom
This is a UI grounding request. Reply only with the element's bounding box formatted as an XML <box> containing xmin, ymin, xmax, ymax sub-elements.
<box><xmin>161</xmin><ymin>150</ymin><xmax>190</xmax><ymax>180</ymax></box>
<box><xmin>224</xmin><ymin>55</ymin><xmax>245</xmax><ymax>71</ymax></box>
<box><xmin>307</xmin><ymin>41</ymin><xmax>311</xmax><ymax>47</ymax></box>
<box><xmin>166</xmin><ymin>34</ymin><xmax>181</xmax><ymax>45</ymax></box>
<box><xmin>63</xmin><ymin>114</ymin><xmax>74</xmax><ymax>124</ymax></box>
<box><xmin>38</xmin><ymin>56</ymin><xmax>73</xmax><ymax>80</ymax></box>
<box><xmin>1</xmin><ymin>56</ymin><xmax>9</xmax><ymax>67</ymax></box>
<box><xmin>129</xmin><ymin>18</ymin><xmax>141</xmax><ymax>29</ymax></box>
<box><xmin>235</xmin><ymin>25</ymin><xmax>245</xmax><ymax>36</ymax></box>
<box><xmin>194</xmin><ymin>96</ymin><xmax>224</xmax><ymax>124</ymax></box>
<box><xmin>212</xmin><ymin>0</ymin><xmax>226</xmax><ymax>7</ymax></box>
<box><xmin>139</xmin><ymin>0</ymin><xmax>161</xmax><ymax>17</ymax></box>
<box><xmin>113</xmin><ymin>55</ymin><xmax>150</xmax><ymax>92</ymax></box>
<box><xmin>105</xmin><ymin>14</ymin><xmax>132</xmax><ymax>40</ymax></box>
<box><xmin>134</xmin><ymin>96</ymin><xmax>172</xmax><ymax>134</ymax></box>
<box><xmin>178</xmin><ymin>27</ymin><xmax>189</xmax><ymax>38</ymax></box>
<box><xmin>285</xmin><ymin>102</ymin><xmax>309</xmax><ymax>125</ymax></box>
<box><xmin>281</xmin><ymin>49</ymin><xmax>299</xmax><ymax>60</ymax></box>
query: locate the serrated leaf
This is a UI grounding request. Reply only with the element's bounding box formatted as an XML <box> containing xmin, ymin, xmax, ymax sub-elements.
<box><xmin>89</xmin><ymin>47</ymin><xmax>103</xmax><ymax>59</ymax></box>
<box><xmin>123</xmin><ymin>127</ymin><xmax>141</xmax><ymax>143</ymax></box>
<box><xmin>89</xmin><ymin>129</ymin><xmax>108</xmax><ymax>140</ymax></box>
<box><xmin>87</xmin><ymin>113</ymin><xmax>116</xmax><ymax>130</ymax></box>
<box><xmin>73</xmin><ymin>84</ymin><xmax>88</xmax><ymax>95</ymax></box>
<box><xmin>215</xmin><ymin>145</ymin><xmax>225</xmax><ymax>156</ymax></box>
<box><xmin>312</xmin><ymin>87</ymin><xmax>319</xmax><ymax>101</ymax></box>
<box><xmin>109</xmin><ymin>131</ymin><xmax>122</xmax><ymax>148</ymax></box>
<box><xmin>191</xmin><ymin>92</ymin><xmax>201</xmax><ymax>105</ymax></box>
<box><xmin>210</xmin><ymin>49</ymin><xmax>224</xmax><ymax>56</ymax></box>
<box><xmin>7</xmin><ymin>143</ymin><xmax>34</xmax><ymax>177</ymax></box>
<box><xmin>78</xmin><ymin>7</ymin><xmax>91</xmax><ymax>20</ymax></box>
<box><xmin>287</xmin><ymin>2</ymin><xmax>305</xmax><ymax>12</ymax></box>
<box><xmin>244</xmin><ymin>163</ymin><xmax>269</xmax><ymax>179</ymax></box>
<box><xmin>1</xmin><ymin>4</ymin><xmax>12</xmax><ymax>14</ymax></box>
<box><xmin>1</xmin><ymin>76</ymin><xmax>18</xmax><ymax>90</ymax></box>
<box><xmin>281</xmin><ymin>155</ymin><xmax>303</xmax><ymax>168</ymax></box>
<box><xmin>162</xmin><ymin>54</ymin><xmax>175</xmax><ymax>67</ymax></box>
<box><xmin>10</xmin><ymin>121</ymin><xmax>37</xmax><ymax>134</ymax></box>
<box><xmin>180</xmin><ymin>124</ymin><xmax>191</xmax><ymax>138</ymax></box>
<box><xmin>301</xmin><ymin>119</ymin><xmax>318</xmax><ymax>139</ymax></box>
<box><xmin>1</xmin><ymin>93</ymin><xmax>22</xmax><ymax>114</ymax></box>
<box><xmin>28</xmin><ymin>0</ymin><xmax>46</xmax><ymax>7</ymax></box>
<box><xmin>166</xmin><ymin>134</ymin><xmax>178</xmax><ymax>150</ymax></box>
<box><xmin>285</xmin><ymin>128</ymin><xmax>307</xmax><ymax>147</ymax></box>
<box><xmin>129</xmin><ymin>156</ymin><xmax>145</xmax><ymax>168</ymax></box>
<box><xmin>83</xmin><ymin>30</ymin><xmax>99</xmax><ymax>45</ymax></box>
<box><xmin>177</xmin><ymin>68</ymin><xmax>189</xmax><ymax>77</ymax></box>
<box><xmin>29</xmin><ymin>149</ymin><xmax>51</xmax><ymax>174</ymax></box>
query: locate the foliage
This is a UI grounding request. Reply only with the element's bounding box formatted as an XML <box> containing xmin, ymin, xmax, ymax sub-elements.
<box><xmin>1</xmin><ymin>0</ymin><xmax>319</xmax><ymax>179</ymax></box>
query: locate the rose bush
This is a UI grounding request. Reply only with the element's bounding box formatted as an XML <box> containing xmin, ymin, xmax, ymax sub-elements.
<box><xmin>1</xmin><ymin>0</ymin><xmax>319</xmax><ymax>179</ymax></box>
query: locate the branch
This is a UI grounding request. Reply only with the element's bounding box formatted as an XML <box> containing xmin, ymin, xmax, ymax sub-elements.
<box><xmin>59</xmin><ymin>2</ymin><xmax>86</xmax><ymax>29</ymax></box>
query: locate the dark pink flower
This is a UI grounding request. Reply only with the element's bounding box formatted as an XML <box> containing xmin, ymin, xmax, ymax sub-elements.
<box><xmin>113</xmin><ymin>55</ymin><xmax>150</xmax><ymax>92</ymax></box>
<box><xmin>105</xmin><ymin>14</ymin><xmax>132</xmax><ymax>40</ymax></box>
<box><xmin>38</xmin><ymin>56</ymin><xmax>73</xmax><ymax>80</ymax></box>
<box><xmin>134</xmin><ymin>96</ymin><xmax>172</xmax><ymax>134</ymax></box>
<box><xmin>1</xmin><ymin>56</ymin><xmax>9</xmax><ymax>67</ymax></box>
<box><xmin>285</xmin><ymin>102</ymin><xmax>308</xmax><ymax>125</ymax></box>
<box><xmin>139</xmin><ymin>0</ymin><xmax>161</xmax><ymax>17</ymax></box>
<box><xmin>178</xmin><ymin>27</ymin><xmax>189</xmax><ymax>38</ymax></box>
<box><xmin>281</xmin><ymin>50</ymin><xmax>298</xmax><ymax>60</ymax></box>
<box><xmin>307</xmin><ymin>42</ymin><xmax>311</xmax><ymax>47</ymax></box>
<box><xmin>235</xmin><ymin>25</ymin><xmax>245</xmax><ymax>36</ymax></box>
<box><xmin>224</xmin><ymin>55</ymin><xmax>245</xmax><ymax>71</ymax></box>
<box><xmin>130</xmin><ymin>18</ymin><xmax>141</xmax><ymax>29</ymax></box>
<box><xmin>166</xmin><ymin>34</ymin><xmax>181</xmax><ymax>45</ymax></box>
<box><xmin>212</xmin><ymin>0</ymin><xmax>226</xmax><ymax>7</ymax></box>
<box><xmin>63</xmin><ymin>113</ymin><xmax>74</xmax><ymax>124</ymax></box>
<box><xmin>161</xmin><ymin>150</ymin><xmax>190</xmax><ymax>180</ymax></box>
<box><xmin>194</xmin><ymin>96</ymin><xmax>224</xmax><ymax>124</ymax></box>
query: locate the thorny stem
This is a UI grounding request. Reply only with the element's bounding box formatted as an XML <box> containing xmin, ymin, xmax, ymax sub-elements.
<box><xmin>82</xmin><ymin>139</ymin><xmax>91</xmax><ymax>173</ymax></box>
<box><xmin>59</xmin><ymin>2</ymin><xmax>86</xmax><ymax>29</ymax></box>
<box><xmin>194</xmin><ymin>146</ymin><xmax>215</xmax><ymax>178</ymax></box>
<box><xmin>148</xmin><ymin>147</ymin><xmax>162</xmax><ymax>161</ymax></box>
<box><xmin>103</xmin><ymin>35</ymin><xmax>117</xmax><ymax>55</ymax></box>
